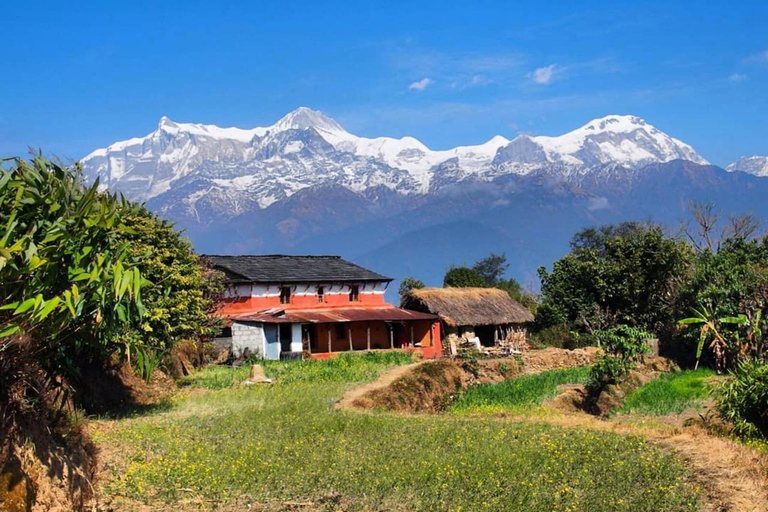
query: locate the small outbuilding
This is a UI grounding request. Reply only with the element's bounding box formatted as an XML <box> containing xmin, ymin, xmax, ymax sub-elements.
<box><xmin>401</xmin><ymin>287</ymin><xmax>534</xmax><ymax>350</ymax></box>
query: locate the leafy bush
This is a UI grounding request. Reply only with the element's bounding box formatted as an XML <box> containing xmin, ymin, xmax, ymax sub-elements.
<box><xmin>586</xmin><ymin>325</ymin><xmax>651</xmax><ymax>392</ymax></box>
<box><xmin>443</xmin><ymin>265</ymin><xmax>486</xmax><ymax>287</ymax></box>
<box><xmin>112</xmin><ymin>207</ymin><xmax>223</xmax><ymax>375</ymax></box>
<box><xmin>674</xmin><ymin>237</ymin><xmax>768</xmax><ymax>369</ymax></box>
<box><xmin>716</xmin><ymin>360</ymin><xmax>768</xmax><ymax>439</ymax></box>
<box><xmin>0</xmin><ymin>156</ymin><xmax>145</xmax><ymax>377</ymax></box>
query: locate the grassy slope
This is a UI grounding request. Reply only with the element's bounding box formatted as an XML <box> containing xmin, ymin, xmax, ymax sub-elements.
<box><xmin>94</xmin><ymin>354</ymin><xmax>701</xmax><ymax>512</ymax></box>
<box><xmin>616</xmin><ymin>369</ymin><xmax>717</xmax><ymax>416</ymax></box>
<box><xmin>451</xmin><ymin>366</ymin><xmax>590</xmax><ymax>414</ymax></box>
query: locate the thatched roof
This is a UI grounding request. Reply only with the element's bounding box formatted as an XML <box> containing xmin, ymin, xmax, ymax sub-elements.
<box><xmin>401</xmin><ymin>287</ymin><xmax>534</xmax><ymax>327</ymax></box>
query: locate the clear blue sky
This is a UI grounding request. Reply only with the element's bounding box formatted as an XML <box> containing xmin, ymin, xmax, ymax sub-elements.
<box><xmin>1</xmin><ymin>1</ymin><xmax>766</xmax><ymax>166</ymax></box>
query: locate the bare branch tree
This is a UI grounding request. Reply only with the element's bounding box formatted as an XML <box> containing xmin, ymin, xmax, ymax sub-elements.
<box><xmin>723</xmin><ymin>213</ymin><xmax>761</xmax><ymax>240</ymax></box>
<box><xmin>682</xmin><ymin>201</ymin><xmax>720</xmax><ymax>252</ymax></box>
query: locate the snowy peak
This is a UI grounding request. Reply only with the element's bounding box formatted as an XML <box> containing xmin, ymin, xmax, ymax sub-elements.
<box><xmin>580</xmin><ymin>114</ymin><xmax>650</xmax><ymax>133</ymax></box>
<box><xmin>727</xmin><ymin>156</ymin><xmax>768</xmax><ymax>177</ymax></box>
<box><xmin>153</xmin><ymin>116</ymin><xmax>266</xmax><ymax>142</ymax></box>
<box><xmin>271</xmin><ymin>107</ymin><xmax>346</xmax><ymax>134</ymax></box>
<box><xmin>495</xmin><ymin>114</ymin><xmax>708</xmax><ymax>169</ymax></box>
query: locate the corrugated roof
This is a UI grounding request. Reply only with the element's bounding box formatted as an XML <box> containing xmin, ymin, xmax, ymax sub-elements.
<box><xmin>401</xmin><ymin>287</ymin><xmax>534</xmax><ymax>327</ymax></box>
<box><xmin>206</xmin><ymin>255</ymin><xmax>392</xmax><ymax>284</ymax></box>
<box><xmin>229</xmin><ymin>306</ymin><xmax>437</xmax><ymax>324</ymax></box>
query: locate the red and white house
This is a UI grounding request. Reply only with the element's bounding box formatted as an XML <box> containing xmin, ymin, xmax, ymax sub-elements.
<box><xmin>208</xmin><ymin>255</ymin><xmax>441</xmax><ymax>360</ymax></box>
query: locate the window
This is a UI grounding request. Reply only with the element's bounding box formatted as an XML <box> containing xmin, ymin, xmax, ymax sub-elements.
<box><xmin>317</xmin><ymin>286</ymin><xmax>324</xmax><ymax>303</ymax></box>
<box><xmin>335</xmin><ymin>324</ymin><xmax>346</xmax><ymax>340</ymax></box>
<box><xmin>349</xmin><ymin>285</ymin><xmax>359</xmax><ymax>302</ymax></box>
<box><xmin>280</xmin><ymin>286</ymin><xmax>291</xmax><ymax>304</ymax></box>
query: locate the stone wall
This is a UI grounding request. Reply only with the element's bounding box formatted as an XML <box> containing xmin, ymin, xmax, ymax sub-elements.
<box><xmin>231</xmin><ymin>321</ymin><xmax>266</xmax><ymax>359</ymax></box>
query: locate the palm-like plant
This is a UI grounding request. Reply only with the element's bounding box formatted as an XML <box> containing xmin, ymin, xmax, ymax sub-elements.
<box><xmin>678</xmin><ymin>306</ymin><xmax>748</xmax><ymax>371</ymax></box>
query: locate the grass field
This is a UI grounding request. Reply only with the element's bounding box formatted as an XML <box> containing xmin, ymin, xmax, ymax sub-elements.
<box><xmin>451</xmin><ymin>366</ymin><xmax>590</xmax><ymax>414</ymax></box>
<box><xmin>615</xmin><ymin>369</ymin><xmax>717</xmax><ymax>416</ymax></box>
<box><xmin>94</xmin><ymin>354</ymin><xmax>701</xmax><ymax>511</ymax></box>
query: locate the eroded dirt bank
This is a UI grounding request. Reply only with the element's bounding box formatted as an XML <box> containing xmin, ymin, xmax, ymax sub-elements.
<box><xmin>339</xmin><ymin>347</ymin><xmax>601</xmax><ymax>413</ymax></box>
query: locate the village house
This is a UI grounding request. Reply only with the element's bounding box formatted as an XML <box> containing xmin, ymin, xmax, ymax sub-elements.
<box><xmin>400</xmin><ymin>287</ymin><xmax>534</xmax><ymax>352</ymax></box>
<box><xmin>208</xmin><ymin>255</ymin><xmax>441</xmax><ymax>360</ymax></box>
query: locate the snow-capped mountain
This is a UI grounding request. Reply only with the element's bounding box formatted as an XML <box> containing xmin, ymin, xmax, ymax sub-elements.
<box><xmin>493</xmin><ymin>115</ymin><xmax>706</xmax><ymax>171</ymax></box>
<box><xmin>81</xmin><ymin>108</ymin><xmax>708</xmax><ymax>223</ymax></box>
<box><xmin>727</xmin><ymin>156</ymin><xmax>768</xmax><ymax>177</ymax></box>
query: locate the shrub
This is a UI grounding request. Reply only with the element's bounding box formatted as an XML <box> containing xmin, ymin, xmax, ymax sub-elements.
<box><xmin>586</xmin><ymin>325</ymin><xmax>651</xmax><ymax>392</ymax></box>
<box><xmin>716</xmin><ymin>360</ymin><xmax>768</xmax><ymax>439</ymax></box>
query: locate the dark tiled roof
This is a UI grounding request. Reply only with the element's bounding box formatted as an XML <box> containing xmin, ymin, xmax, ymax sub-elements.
<box><xmin>205</xmin><ymin>255</ymin><xmax>392</xmax><ymax>284</ymax></box>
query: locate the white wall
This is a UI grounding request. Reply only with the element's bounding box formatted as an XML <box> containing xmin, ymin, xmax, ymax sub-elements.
<box><xmin>290</xmin><ymin>324</ymin><xmax>303</xmax><ymax>353</ymax></box>
<box><xmin>231</xmin><ymin>322</ymin><xmax>266</xmax><ymax>359</ymax></box>
<box><xmin>223</xmin><ymin>281</ymin><xmax>388</xmax><ymax>299</ymax></box>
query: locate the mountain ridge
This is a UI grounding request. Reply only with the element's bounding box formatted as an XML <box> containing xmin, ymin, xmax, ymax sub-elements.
<box><xmin>81</xmin><ymin>108</ymin><xmax>712</xmax><ymax>223</ymax></box>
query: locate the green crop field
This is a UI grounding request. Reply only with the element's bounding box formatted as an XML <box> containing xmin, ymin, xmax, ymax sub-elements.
<box><xmin>451</xmin><ymin>366</ymin><xmax>590</xmax><ymax>414</ymax></box>
<box><xmin>94</xmin><ymin>353</ymin><xmax>701</xmax><ymax>511</ymax></box>
<box><xmin>615</xmin><ymin>369</ymin><xmax>718</xmax><ymax>416</ymax></box>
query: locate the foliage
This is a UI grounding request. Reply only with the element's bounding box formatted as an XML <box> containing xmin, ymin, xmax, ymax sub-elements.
<box><xmin>110</xmin><ymin>207</ymin><xmax>223</xmax><ymax>375</ymax></box>
<box><xmin>528</xmin><ymin>323</ymin><xmax>580</xmax><ymax>349</ymax></box>
<box><xmin>97</xmin><ymin>355</ymin><xmax>700</xmax><ymax>511</ymax></box>
<box><xmin>472</xmin><ymin>252</ymin><xmax>509</xmax><ymax>286</ymax></box>
<box><xmin>716</xmin><ymin>360</ymin><xmax>768</xmax><ymax>439</ymax></box>
<box><xmin>536</xmin><ymin>222</ymin><xmax>692</xmax><ymax>336</ymax></box>
<box><xmin>586</xmin><ymin>325</ymin><xmax>652</xmax><ymax>392</ymax></box>
<box><xmin>443</xmin><ymin>265</ymin><xmax>486</xmax><ymax>288</ymax></box>
<box><xmin>678</xmin><ymin>308</ymin><xmax>748</xmax><ymax>371</ymax></box>
<box><xmin>398</xmin><ymin>276</ymin><xmax>425</xmax><ymax>298</ymax></box>
<box><xmin>451</xmin><ymin>366</ymin><xmax>590</xmax><ymax>413</ymax></box>
<box><xmin>0</xmin><ymin>155</ymin><xmax>147</xmax><ymax>509</ymax></box>
<box><xmin>0</xmin><ymin>155</ymin><xmax>145</xmax><ymax>377</ymax></box>
<box><xmin>676</xmin><ymin>237</ymin><xmax>768</xmax><ymax>368</ymax></box>
<box><xmin>616</xmin><ymin>369</ymin><xmax>717</xmax><ymax>416</ymax></box>
<box><xmin>444</xmin><ymin>253</ymin><xmax>538</xmax><ymax>310</ymax></box>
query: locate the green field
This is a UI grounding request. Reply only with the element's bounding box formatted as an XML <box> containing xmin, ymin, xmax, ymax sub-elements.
<box><xmin>615</xmin><ymin>369</ymin><xmax>717</xmax><ymax>416</ymax></box>
<box><xmin>451</xmin><ymin>366</ymin><xmax>590</xmax><ymax>413</ymax></box>
<box><xmin>94</xmin><ymin>354</ymin><xmax>701</xmax><ymax>511</ymax></box>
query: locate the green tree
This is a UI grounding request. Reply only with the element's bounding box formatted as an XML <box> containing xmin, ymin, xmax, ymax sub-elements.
<box><xmin>0</xmin><ymin>155</ymin><xmax>149</xmax><ymax>506</ymax></box>
<box><xmin>536</xmin><ymin>222</ymin><xmax>692</xmax><ymax>336</ymax></box>
<box><xmin>472</xmin><ymin>253</ymin><xmax>509</xmax><ymax>286</ymax></box>
<box><xmin>114</xmin><ymin>208</ymin><xmax>222</xmax><ymax>355</ymax></box>
<box><xmin>0</xmin><ymin>155</ymin><xmax>145</xmax><ymax>377</ymax></box>
<box><xmin>443</xmin><ymin>266</ymin><xmax>486</xmax><ymax>288</ymax></box>
<box><xmin>676</xmin><ymin>237</ymin><xmax>768</xmax><ymax>367</ymax></box>
<box><xmin>398</xmin><ymin>276</ymin><xmax>425</xmax><ymax>298</ymax></box>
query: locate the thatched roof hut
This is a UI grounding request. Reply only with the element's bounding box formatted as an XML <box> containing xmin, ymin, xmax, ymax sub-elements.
<box><xmin>401</xmin><ymin>287</ymin><xmax>534</xmax><ymax>328</ymax></box>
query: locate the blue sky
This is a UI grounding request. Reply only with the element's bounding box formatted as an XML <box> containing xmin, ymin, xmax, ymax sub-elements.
<box><xmin>1</xmin><ymin>1</ymin><xmax>766</xmax><ymax>166</ymax></box>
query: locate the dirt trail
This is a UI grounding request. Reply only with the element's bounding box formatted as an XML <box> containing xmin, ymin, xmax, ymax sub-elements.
<box><xmin>338</xmin><ymin>351</ymin><xmax>768</xmax><ymax>512</ymax></box>
<box><xmin>335</xmin><ymin>361</ymin><xmax>426</xmax><ymax>411</ymax></box>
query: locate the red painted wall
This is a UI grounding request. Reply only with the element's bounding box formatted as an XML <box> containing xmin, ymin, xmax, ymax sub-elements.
<box><xmin>218</xmin><ymin>289</ymin><xmax>386</xmax><ymax>315</ymax></box>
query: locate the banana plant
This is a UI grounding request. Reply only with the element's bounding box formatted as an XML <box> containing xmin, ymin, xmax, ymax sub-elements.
<box><xmin>678</xmin><ymin>306</ymin><xmax>748</xmax><ymax>371</ymax></box>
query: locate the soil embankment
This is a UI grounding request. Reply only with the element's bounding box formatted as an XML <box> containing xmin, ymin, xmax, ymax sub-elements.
<box><xmin>340</xmin><ymin>347</ymin><xmax>601</xmax><ymax>413</ymax></box>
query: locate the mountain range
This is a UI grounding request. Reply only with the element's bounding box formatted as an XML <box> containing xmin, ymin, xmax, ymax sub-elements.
<box><xmin>81</xmin><ymin>108</ymin><xmax>768</xmax><ymax>297</ymax></box>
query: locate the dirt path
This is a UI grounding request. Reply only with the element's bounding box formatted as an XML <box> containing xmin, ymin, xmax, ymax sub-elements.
<box><xmin>335</xmin><ymin>361</ymin><xmax>426</xmax><ymax>411</ymax></box>
<box><xmin>338</xmin><ymin>354</ymin><xmax>768</xmax><ymax>512</ymax></box>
